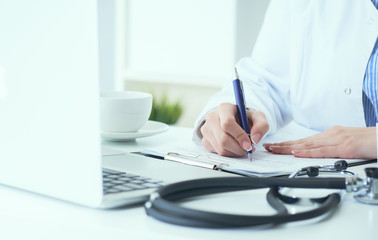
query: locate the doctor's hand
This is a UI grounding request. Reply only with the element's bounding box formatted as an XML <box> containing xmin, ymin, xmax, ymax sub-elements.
<box><xmin>200</xmin><ymin>103</ymin><xmax>269</xmax><ymax>157</ymax></box>
<box><xmin>263</xmin><ymin>126</ymin><xmax>377</xmax><ymax>159</ymax></box>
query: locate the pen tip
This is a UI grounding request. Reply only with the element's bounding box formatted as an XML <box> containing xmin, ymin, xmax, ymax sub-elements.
<box><xmin>234</xmin><ymin>67</ymin><xmax>239</xmax><ymax>79</ymax></box>
<box><xmin>248</xmin><ymin>153</ymin><xmax>253</xmax><ymax>162</ymax></box>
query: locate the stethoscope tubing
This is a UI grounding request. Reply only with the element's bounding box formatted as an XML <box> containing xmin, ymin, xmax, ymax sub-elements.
<box><xmin>146</xmin><ymin>177</ymin><xmax>344</xmax><ymax>228</ymax></box>
<box><xmin>158</xmin><ymin>177</ymin><xmax>346</xmax><ymax>199</ymax></box>
<box><xmin>149</xmin><ymin>193</ymin><xmax>340</xmax><ymax>228</ymax></box>
<box><xmin>146</xmin><ymin>160</ymin><xmax>378</xmax><ymax>228</ymax></box>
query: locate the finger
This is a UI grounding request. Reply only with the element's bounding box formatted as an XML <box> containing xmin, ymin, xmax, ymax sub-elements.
<box><xmin>203</xmin><ymin>137</ymin><xmax>241</xmax><ymax>157</ymax></box>
<box><xmin>263</xmin><ymin>140</ymin><xmax>306</xmax><ymax>152</ymax></box>
<box><xmin>202</xmin><ymin>109</ymin><xmax>247</xmax><ymax>157</ymax></box>
<box><xmin>268</xmin><ymin>137</ymin><xmax>339</xmax><ymax>155</ymax></box>
<box><xmin>264</xmin><ymin>139</ymin><xmax>308</xmax><ymax>148</ymax></box>
<box><xmin>292</xmin><ymin>146</ymin><xmax>340</xmax><ymax>158</ymax></box>
<box><xmin>201</xmin><ymin>138</ymin><xmax>216</xmax><ymax>153</ymax></box>
<box><xmin>263</xmin><ymin>143</ymin><xmax>273</xmax><ymax>152</ymax></box>
<box><xmin>248</xmin><ymin>110</ymin><xmax>269</xmax><ymax>144</ymax></box>
<box><xmin>268</xmin><ymin>143</ymin><xmax>313</xmax><ymax>155</ymax></box>
<box><xmin>263</xmin><ymin>130</ymin><xmax>337</xmax><ymax>152</ymax></box>
<box><xmin>213</xmin><ymin>130</ymin><xmax>247</xmax><ymax>157</ymax></box>
<box><xmin>210</xmin><ymin>137</ymin><xmax>245</xmax><ymax>157</ymax></box>
<box><xmin>200</xmin><ymin>115</ymin><xmax>223</xmax><ymax>153</ymax></box>
<box><xmin>200</xmin><ymin>122</ymin><xmax>222</xmax><ymax>153</ymax></box>
<box><xmin>267</xmin><ymin>131</ymin><xmax>331</xmax><ymax>147</ymax></box>
<box><xmin>267</xmin><ymin>145</ymin><xmax>293</xmax><ymax>155</ymax></box>
<box><xmin>217</xmin><ymin>104</ymin><xmax>252</xmax><ymax>151</ymax></box>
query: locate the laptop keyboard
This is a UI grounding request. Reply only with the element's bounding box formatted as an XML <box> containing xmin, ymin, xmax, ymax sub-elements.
<box><xmin>102</xmin><ymin>168</ymin><xmax>165</xmax><ymax>195</ymax></box>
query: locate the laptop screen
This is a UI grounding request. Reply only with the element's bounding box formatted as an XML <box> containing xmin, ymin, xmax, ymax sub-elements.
<box><xmin>0</xmin><ymin>0</ymin><xmax>104</xmax><ymax>207</ymax></box>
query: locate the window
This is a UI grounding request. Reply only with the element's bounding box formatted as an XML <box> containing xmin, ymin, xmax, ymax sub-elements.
<box><xmin>98</xmin><ymin>0</ymin><xmax>269</xmax><ymax>126</ymax></box>
<box><xmin>112</xmin><ymin>0</ymin><xmax>269</xmax><ymax>88</ymax></box>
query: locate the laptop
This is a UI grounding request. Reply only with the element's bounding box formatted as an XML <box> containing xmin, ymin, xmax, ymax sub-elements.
<box><xmin>0</xmin><ymin>0</ymin><xmax>232</xmax><ymax>208</ymax></box>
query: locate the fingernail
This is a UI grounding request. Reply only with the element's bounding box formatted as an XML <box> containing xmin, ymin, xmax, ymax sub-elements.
<box><xmin>292</xmin><ymin>150</ymin><xmax>300</xmax><ymax>155</ymax></box>
<box><xmin>251</xmin><ymin>134</ymin><xmax>261</xmax><ymax>144</ymax></box>
<box><xmin>242</xmin><ymin>140</ymin><xmax>252</xmax><ymax>151</ymax></box>
<box><xmin>263</xmin><ymin>143</ymin><xmax>271</xmax><ymax>150</ymax></box>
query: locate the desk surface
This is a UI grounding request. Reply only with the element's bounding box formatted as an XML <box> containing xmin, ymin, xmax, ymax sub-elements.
<box><xmin>1</xmin><ymin>126</ymin><xmax>377</xmax><ymax>240</ymax></box>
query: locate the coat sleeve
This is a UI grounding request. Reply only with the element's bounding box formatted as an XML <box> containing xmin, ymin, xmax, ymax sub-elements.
<box><xmin>193</xmin><ymin>0</ymin><xmax>293</xmax><ymax>142</ymax></box>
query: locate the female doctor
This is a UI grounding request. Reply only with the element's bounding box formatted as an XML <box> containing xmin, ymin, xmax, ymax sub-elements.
<box><xmin>194</xmin><ymin>0</ymin><xmax>378</xmax><ymax>160</ymax></box>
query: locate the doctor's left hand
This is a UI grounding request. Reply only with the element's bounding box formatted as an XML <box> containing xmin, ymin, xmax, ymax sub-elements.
<box><xmin>263</xmin><ymin>126</ymin><xmax>377</xmax><ymax>159</ymax></box>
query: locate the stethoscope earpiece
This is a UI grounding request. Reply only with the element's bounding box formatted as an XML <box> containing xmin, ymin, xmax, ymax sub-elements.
<box><xmin>306</xmin><ymin>167</ymin><xmax>319</xmax><ymax>177</ymax></box>
<box><xmin>334</xmin><ymin>160</ymin><xmax>348</xmax><ymax>171</ymax></box>
<box><xmin>291</xmin><ymin>160</ymin><xmax>359</xmax><ymax>178</ymax></box>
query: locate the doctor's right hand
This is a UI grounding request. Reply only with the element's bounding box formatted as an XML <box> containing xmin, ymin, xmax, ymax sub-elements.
<box><xmin>200</xmin><ymin>103</ymin><xmax>269</xmax><ymax>157</ymax></box>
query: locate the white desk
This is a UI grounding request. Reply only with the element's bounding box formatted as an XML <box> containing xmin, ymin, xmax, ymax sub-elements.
<box><xmin>1</xmin><ymin>126</ymin><xmax>377</xmax><ymax>240</ymax></box>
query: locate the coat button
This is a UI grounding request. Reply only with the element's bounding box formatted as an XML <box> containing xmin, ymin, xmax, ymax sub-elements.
<box><xmin>344</xmin><ymin>88</ymin><xmax>352</xmax><ymax>95</ymax></box>
<box><xmin>368</xmin><ymin>17</ymin><xmax>374</xmax><ymax>25</ymax></box>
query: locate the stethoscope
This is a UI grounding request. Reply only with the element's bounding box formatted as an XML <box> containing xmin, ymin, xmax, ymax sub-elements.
<box><xmin>144</xmin><ymin>159</ymin><xmax>378</xmax><ymax>228</ymax></box>
<box><xmin>288</xmin><ymin>159</ymin><xmax>355</xmax><ymax>178</ymax></box>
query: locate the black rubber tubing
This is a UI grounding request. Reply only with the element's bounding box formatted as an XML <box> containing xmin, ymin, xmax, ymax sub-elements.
<box><xmin>145</xmin><ymin>177</ymin><xmax>343</xmax><ymax>228</ymax></box>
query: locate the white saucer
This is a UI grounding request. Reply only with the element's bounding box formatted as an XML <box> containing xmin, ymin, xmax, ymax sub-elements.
<box><xmin>101</xmin><ymin>120</ymin><xmax>169</xmax><ymax>141</ymax></box>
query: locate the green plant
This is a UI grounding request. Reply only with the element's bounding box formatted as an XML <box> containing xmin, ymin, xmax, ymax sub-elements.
<box><xmin>149</xmin><ymin>94</ymin><xmax>183</xmax><ymax>125</ymax></box>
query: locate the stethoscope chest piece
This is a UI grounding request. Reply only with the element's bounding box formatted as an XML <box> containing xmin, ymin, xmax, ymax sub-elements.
<box><xmin>354</xmin><ymin>168</ymin><xmax>378</xmax><ymax>205</ymax></box>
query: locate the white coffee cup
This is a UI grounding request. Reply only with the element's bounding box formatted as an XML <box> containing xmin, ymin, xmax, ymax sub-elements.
<box><xmin>100</xmin><ymin>91</ymin><xmax>152</xmax><ymax>133</ymax></box>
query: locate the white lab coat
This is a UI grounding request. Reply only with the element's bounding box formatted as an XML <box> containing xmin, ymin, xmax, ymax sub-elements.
<box><xmin>195</xmin><ymin>0</ymin><xmax>378</xmax><ymax>142</ymax></box>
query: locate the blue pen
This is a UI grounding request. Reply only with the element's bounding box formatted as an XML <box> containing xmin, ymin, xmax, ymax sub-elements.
<box><xmin>232</xmin><ymin>67</ymin><xmax>253</xmax><ymax>161</ymax></box>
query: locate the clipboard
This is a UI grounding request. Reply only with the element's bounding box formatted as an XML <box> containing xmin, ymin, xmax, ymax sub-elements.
<box><xmin>140</xmin><ymin>143</ymin><xmax>371</xmax><ymax>177</ymax></box>
<box><xmin>140</xmin><ymin>122</ymin><xmax>372</xmax><ymax>177</ymax></box>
